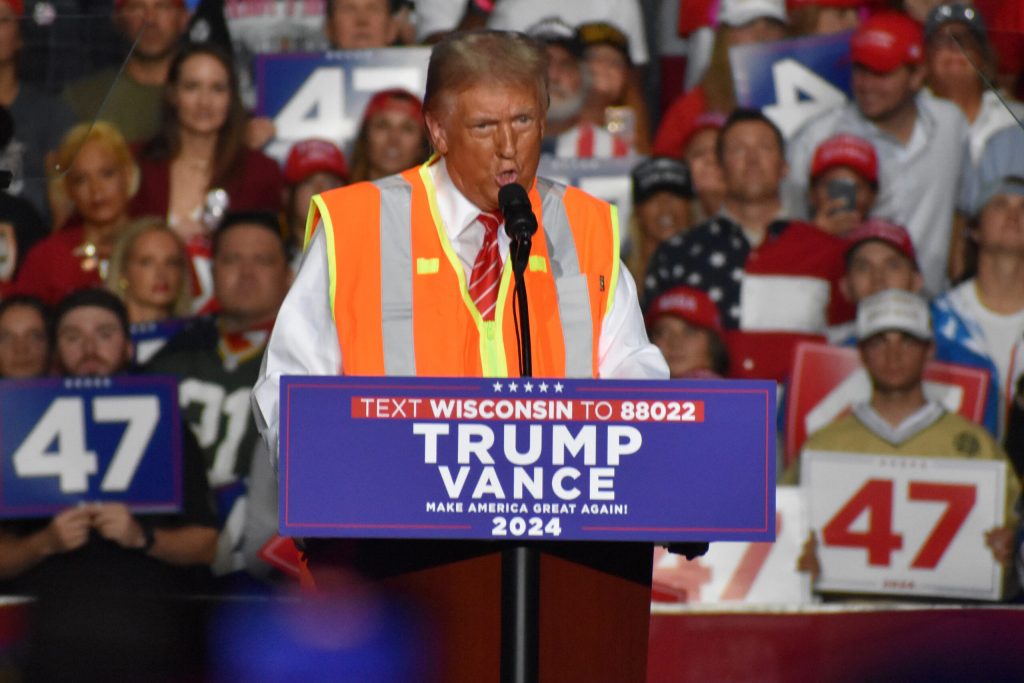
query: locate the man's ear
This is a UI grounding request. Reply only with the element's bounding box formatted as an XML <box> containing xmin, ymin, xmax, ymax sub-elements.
<box><xmin>424</xmin><ymin>111</ymin><xmax>448</xmax><ymax>156</ymax></box>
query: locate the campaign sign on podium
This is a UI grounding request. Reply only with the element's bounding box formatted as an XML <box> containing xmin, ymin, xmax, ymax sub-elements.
<box><xmin>802</xmin><ymin>450</ymin><xmax>1008</xmax><ymax>601</ymax></box>
<box><xmin>0</xmin><ymin>376</ymin><xmax>182</xmax><ymax>518</ymax></box>
<box><xmin>280</xmin><ymin>376</ymin><xmax>776</xmax><ymax>542</ymax></box>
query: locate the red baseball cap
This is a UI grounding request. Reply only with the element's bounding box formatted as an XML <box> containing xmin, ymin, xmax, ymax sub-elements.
<box><xmin>361</xmin><ymin>88</ymin><xmax>424</xmax><ymax>125</ymax></box>
<box><xmin>283</xmin><ymin>139</ymin><xmax>348</xmax><ymax>185</ymax></box>
<box><xmin>845</xmin><ymin>219</ymin><xmax>918</xmax><ymax>269</ymax></box>
<box><xmin>645</xmin><ymin>286</ymin><xmax>723</xmax><ymax>334</ymax></box>
<box><xmin>680</xmin><ymin>111</ymin><xmax>727</xmax><ymax>155</ymax></box>
<box><xmin>850</xmin><ymin>11</ymin><xmax>924</xmax><ymax>73</ymax></box>
<box><xmin>810</xmin><ymin>134</ymin><xmax>878</xmax><ymax>185</ymax></box>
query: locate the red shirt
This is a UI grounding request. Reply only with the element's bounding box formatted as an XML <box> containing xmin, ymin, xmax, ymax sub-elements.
<box><xmin>13</xmin><ymin>222</ymin><xmax>104</xmax><ymax>306</ymax></box>
<box><xmin>130</xmin><ymin>147</ymin><xmax>283</xmax><ymax>219</ymax></box>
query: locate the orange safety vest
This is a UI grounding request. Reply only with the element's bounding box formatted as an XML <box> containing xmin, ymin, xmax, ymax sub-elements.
<box><xmin>305</xmin><ymin>161</ymin><xmax>621</xmax><ymax>378</ymax></box>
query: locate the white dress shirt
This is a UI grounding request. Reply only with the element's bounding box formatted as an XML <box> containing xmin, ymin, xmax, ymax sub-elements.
<box><xmin>251</xmin><ymin>159</ymin><xmax>668</xmax><ymax>466</ymax></box>
<box><xmin>784</xmin><ymin>92</ymin><xmax>969</xmax><ymax>297</ymax></box>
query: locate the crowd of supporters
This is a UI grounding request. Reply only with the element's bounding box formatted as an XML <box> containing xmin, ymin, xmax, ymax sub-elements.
<box><xmin>0</xmin><ymin>0</ymin><xmax>1021</xmax><ymax>677</ymax></box>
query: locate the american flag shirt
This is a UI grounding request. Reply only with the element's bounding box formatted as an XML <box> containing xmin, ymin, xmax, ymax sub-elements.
<box><xmin>642</xmin><ymin>214</ymin><xmax>851</xmax><ymax>332</ymax></box>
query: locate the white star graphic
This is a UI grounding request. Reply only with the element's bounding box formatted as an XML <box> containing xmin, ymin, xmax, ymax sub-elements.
<box><xmin>508</xmin><ymin>381</ymin><xmax>519</xmax><ymax>392</ymax></box>
<box><xmin>539</xmin><ymin>382</ymin><xmax>549</xmax><ymax>393</ymax></box>
<box><xmin>554</xmin><ymin>382</ymin><xmax>564</xmax><ymax>393</ymax></box>
<box><xmin>492</xmin><ymin>381</ymin><xmax>503</xmax><ymax>392</ymax></box>
<box><xmin>524</xmin><ymin>381</ymin><xmax>534</xmax><ymax>393</ymax></box>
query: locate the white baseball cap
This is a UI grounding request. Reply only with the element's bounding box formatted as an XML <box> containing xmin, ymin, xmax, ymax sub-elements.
<box><xmin>718</xmin><ymin>0</ymin><xmax>788</xmax><ymax>27</ymax></box>
<box><xmin>856</xmin><ymin>289</ymin><xmax>932</xmax><ymax>342</ymax></box>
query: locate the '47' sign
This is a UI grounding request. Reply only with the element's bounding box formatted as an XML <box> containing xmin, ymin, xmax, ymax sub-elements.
<box><xmin>0</xmin><ymin>376</ymin><xmax>183</xmax><ymax>517</ymax></box>
<box><xmin>803</xmin><ymin>450</ymin><xmax>1008</xmax><ymax>601</ymax></box>
<box><xmin>730</xmin><ymin>31</ymin><xmax>853</xmax><ymax>138</ymax></box>
<box><xmin>255</xmin><ymin>48</ymin><xmax>431</xmax><ymax>163</ymax></box>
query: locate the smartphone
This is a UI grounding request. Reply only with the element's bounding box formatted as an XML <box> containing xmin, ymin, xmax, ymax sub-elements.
<box><xmin>825</xmin><ymin>177</ymin><xmax>858</xmax><ymax>214</ymax></box>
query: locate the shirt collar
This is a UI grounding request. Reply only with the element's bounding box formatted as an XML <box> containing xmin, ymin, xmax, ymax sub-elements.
<box><xmin>715</xmin><ymin>209</ymin><xmax>789</xmax><ymax>243</ymax></box>
<box><xmin>853</xmin><ymin>400</ymin><xmax>946</xmax><ymax>446</ymax></box>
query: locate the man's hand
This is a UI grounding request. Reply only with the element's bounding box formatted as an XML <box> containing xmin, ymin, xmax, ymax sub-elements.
<box><xmin>813</xmin><ymin>200</ymin><xmax>861</xmax><ymax>236</ymax></box>
<box><xmin>90</xmin><ymin>503</ymin><xmax>146</xmax><ymax>550</ymax></box>
<box><xmin>796</xmin><ymin>531</ymin><xmax>821</xmax><ymax>581</ymax></box>
<box><xmin>43</xmin><ymin>507</ymin><xmax>93</xmax><ymax>554</ymax></box>
<box><xmin>985</xmin><ymin>526</ymin><xmax>1015</xmax><ymax>567</ymax></box>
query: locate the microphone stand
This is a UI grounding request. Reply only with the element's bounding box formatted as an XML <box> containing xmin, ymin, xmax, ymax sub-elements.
<box><xmin>502</xmin><ymin>218</ymin><xmax>538</xmax><ymax>683</ymax></box>
<box><xmin>509</xmin><ymin>235</ymin><xmax>532</xmax><ymax>377</ymax></box>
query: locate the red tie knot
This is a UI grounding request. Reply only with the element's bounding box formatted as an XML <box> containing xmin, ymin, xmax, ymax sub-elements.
<box><xmin>478</xmin><ymin>212</ymin><xmax>502</xmax><ymax>235</ymax></box>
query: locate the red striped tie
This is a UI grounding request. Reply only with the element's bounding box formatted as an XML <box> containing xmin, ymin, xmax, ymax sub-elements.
<box><xmin>468</xmin><ymin>212</ymin><xmax>503</xmax><ymax>320</ymax></box>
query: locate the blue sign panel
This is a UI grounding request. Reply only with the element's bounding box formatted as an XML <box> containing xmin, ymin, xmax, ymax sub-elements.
<box><xmin>255</xmin><ymin>48</ymin><xmax>431</xmax><ymax>161</ymax></box>
<box><xmin>0</xmin><ymin>376</ymin><xmax>183</xmax><ymax>518</ymax></box>
<box><xmin>131</xmin><ymin>318</ymin><xmax>189</xmax><ymax>365</ymax></box>
<box><xmin>730</xmin><ymin>32</ymin><xmax>853</xmax><ymax>137</ymax></box>
<box><xmin>280</xmin><ymin>376</ymin><xmax>776</xmax><ymax>542</ymax></box>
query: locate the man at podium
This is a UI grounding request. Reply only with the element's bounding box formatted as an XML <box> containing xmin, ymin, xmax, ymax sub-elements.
<box><xmin>251</xmin><ymin>29</ymin><xmax>667</xmax><ymax>464</ymax></box>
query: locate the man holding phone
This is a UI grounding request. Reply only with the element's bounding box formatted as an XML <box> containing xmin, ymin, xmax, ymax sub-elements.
<box><xmin>786</xmin><ymin>11</ymin><xmax>969</xmax><ymax>296</ymax></box>
<box><xmin>807</xmin><ymin>134</ymin><xmax>879</xmax><ymax>236</ymax></box>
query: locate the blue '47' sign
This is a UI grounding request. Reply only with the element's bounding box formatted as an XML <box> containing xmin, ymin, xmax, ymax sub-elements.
<box><xmin>730</xmin><ymin>31</ymin><xmax>854</xmax><ymax>138</ymax></box>
<box><xmin>255</xmin><ymin>48</ymin><xmax>431</xmax><ymax>163</ymax></box>
<box><xmin>280</xmin><ymin>376</ymin><xmax>777</xmax><ymax>543</ymax></box>
<box><xmin>0</xmin><ymin>376</ymin><xmax>183</xmax><ymax>518</ymax></box>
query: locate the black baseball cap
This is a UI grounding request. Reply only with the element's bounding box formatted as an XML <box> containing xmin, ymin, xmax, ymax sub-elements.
<box><xmin>632</xmin><ymin>157</ymin><xmax>694</xmax><ymax>204</ymax></box>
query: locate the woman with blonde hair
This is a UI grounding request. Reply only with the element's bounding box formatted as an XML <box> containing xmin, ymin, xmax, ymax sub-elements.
<box><xmin>15</xmin><ymin>121</ymin><xmax>138</xmax><ymax>305</ymax></box>
<box><xmin>107</xmin><ymin>216</ymin><xmax>191</xmax><ymax>323</ymax></box>
<box><xmin>106</xmin><ymin>216</ymin><xmax>193</xmax><ymax>363</ymax></box>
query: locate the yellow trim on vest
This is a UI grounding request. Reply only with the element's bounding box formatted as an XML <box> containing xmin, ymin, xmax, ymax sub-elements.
<box><xmin>302</xmin><ymin>199</ymin><xmax>320</xmax><ymax>251</ymax></box>
<box><xmin>416</xmin><ymin>257</ymin><xmax>440</xmax><ymax>274</ymax></box>
<box><xmin>607</xmin><ymin>204</ymin><xmax>621</xmax><ymax>317</ymax></box>
<box><xmin>311</xmin><ymin>194</ymin><xmax>338</xmax><ymax>320</ymax></box>
<box><xmin>417</xmin><ymin>162</ymin><xmax>510</xmax><ymax>377</ymax></box>
<box><xmin>528</xmin><ymin>255</ymin><xmax>547</xmax><ymax>273</ymax></box>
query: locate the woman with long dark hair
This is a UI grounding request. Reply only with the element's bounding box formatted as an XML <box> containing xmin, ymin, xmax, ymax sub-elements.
<box><xmin>131</xmin><ymin>42</ymin><xmax>282</xmax><ymax>311</ymax></box>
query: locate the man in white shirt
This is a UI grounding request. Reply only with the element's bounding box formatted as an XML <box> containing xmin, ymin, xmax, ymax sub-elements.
<box><xmin>933</xmin><ymin>175</ymin><xmax>1024</xmax><ymax>439</ymax></box>
<box><xmin>251</xmin><ymin>30</ymin><xmax>667</xmax><ymax>467</ymax></box>
<box><xmin>786</xmin><ymin>11</ymin><xmax>970</xmax><ymax>296</ymax></box>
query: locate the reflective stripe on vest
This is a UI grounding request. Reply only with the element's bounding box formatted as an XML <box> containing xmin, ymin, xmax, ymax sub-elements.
<box><xmin>537</xmin><ymin>177</ymin><xmax>593</xmax><ymax>378</ymax></box>
<box><xmin>375</xmin><ymin>174</ymin><xmax>416</xmax><ymax>375</ymax></box>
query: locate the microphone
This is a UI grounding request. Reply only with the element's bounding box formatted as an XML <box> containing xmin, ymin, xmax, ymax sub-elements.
<box><xmin>498</xmin><ymin>183</ymin><xmax>537</xmax><ymax>242</ymax></box>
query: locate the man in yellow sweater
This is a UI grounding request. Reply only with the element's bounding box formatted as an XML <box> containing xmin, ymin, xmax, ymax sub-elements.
<box><xmin>792</xmin><ymin>288</ymin><xmax>1019</xmax><ymax>590</ymax></box>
